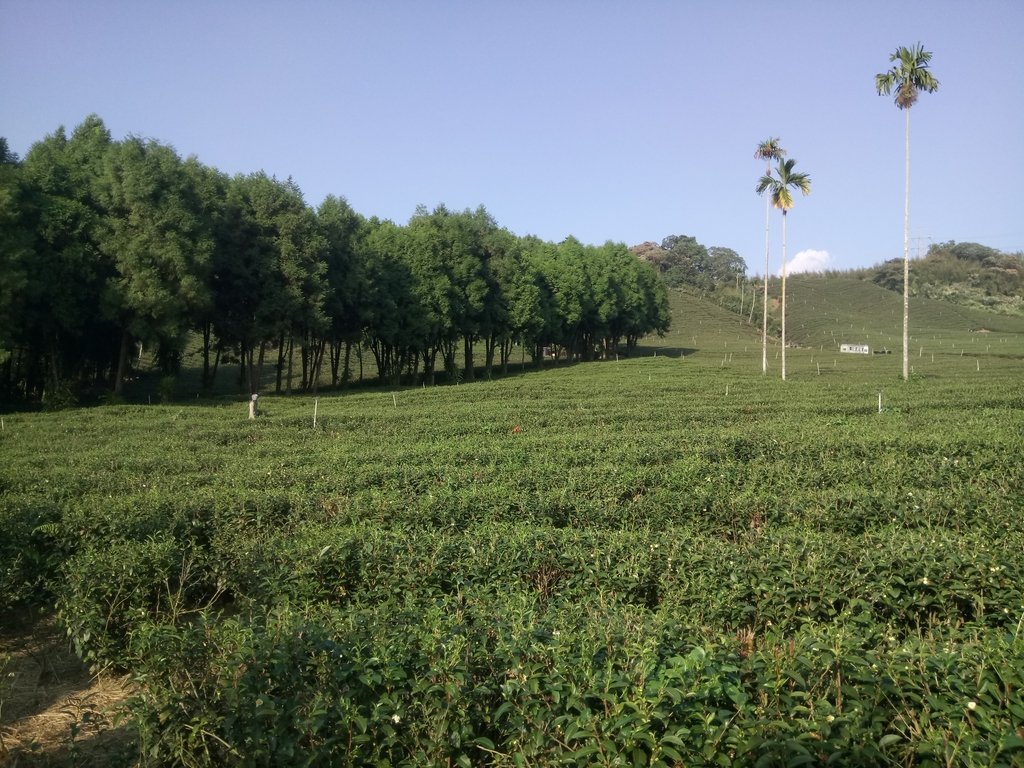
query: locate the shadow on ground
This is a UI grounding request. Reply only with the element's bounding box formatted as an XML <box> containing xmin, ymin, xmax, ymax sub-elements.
<box><xmin>0</xmin><ymin>615</ymin><xmax>137</xmax><ymax>767</ymax></box>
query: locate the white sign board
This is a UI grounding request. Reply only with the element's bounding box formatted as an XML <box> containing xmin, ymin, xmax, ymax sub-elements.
<box><xmin>840</xmin><ymin>343</ymin><xmax>870</xmax><ymax>355</ymax></box>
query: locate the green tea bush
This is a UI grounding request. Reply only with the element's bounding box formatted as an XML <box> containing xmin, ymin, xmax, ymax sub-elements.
<box><xmin>57</xmin><ymin>534</ymin><xmax>220</xmax><ymax>669</ymax></box>
<box><xmin>2</xmin><ymin>320</ymin><xmax>1023</xmax><ymax>764</ymax></box>
<box><xmin>0</xmin><ymin>497</ymin><xmax>63</xmax><ymax>612</ymax></box>
<box><xmin>126</xmin><ymin>600</ymin><xmax>1024</xmax><ymax>766</ymax></box>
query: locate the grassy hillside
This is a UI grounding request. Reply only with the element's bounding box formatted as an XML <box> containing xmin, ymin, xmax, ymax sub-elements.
<box><xmin>656</xmin><ymin>276</ymin><xmax>1024</xmax><ymax>385</ymax></box>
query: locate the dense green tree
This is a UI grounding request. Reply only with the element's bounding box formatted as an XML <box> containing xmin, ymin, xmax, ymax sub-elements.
<box><xmin>96</xmin><ymin>137</ymin><xmax>214</xmax><ymax>392</ymax></box>
<box><xmin>0</xmin><ymin>140</ymin><xmax>35</xmax><ymax>400</ymax></box>
<box><xmin>184</xmin><ymin>162</ymin><xmax>231</xmax><ymax>390</ymax></box>
<box><xmin>629</xmin><ymin>260</ymin><xmax>670</xmax><ymax>350</ymax></box>
<box><xmin>3</xmin><ymin>116</ymin><xmax>675</xmax><ymax>403</ymax></box>
<box><xmin>705</xmin><ymin>247</ymin><xmax>746</xmax><ymax>285</ymax></box>
<box><xmin>520</xmin><ymin>237</ymin><xmax>562</xmax><ymax>363</ymax></box>
<box><xmin>210</xmin><ymin>173</ymin><xmax>327</xmax><ymax>394</ymax></box>
<box><xmin>404</xmin><ymin>209</ymin><xmax>458</xmax><ymax>383</ymax></box>
<box><xmin>652</xmin><ymin>236</ymin><xmax>743</xmax><ymax>292</ymax></box>
<box><xmin>209</xmin><ymin>174</ymin><xmax>277</xmax><ymax>394</ymax></box>
<box><xmin>317</xmin><ymin>195</ymin><xmax>367</xmax><ymax>386</ymax></box>
<box><xmin>550</xmin><ymin>237</ymin><xmax>596</xmax><ymax>360</ymax></box>
<box><xmin>600</xmin><ymin>242</ymin><xmax>669</xmax><ymax>356</ymax></box>
<box><xmin>876</xmin><ymin>43</ymin><xmax>939</xmax><ymax>381</ymax></box>
<box><xmin>19</xmin><ymin>116</ymin><xmax>116</xmax><ymax>400</ymax></box>
<box><xmin>493</xmin><ymin>239</ymin><xmax>546</xmax><ymax>372</ymax></box>
<box><xmin>446</xmin><ymin>206</ymin><xmax>496</xmax><ymax>381</ymax></box>
<box><xmin>659</xmin><ymin>235</ymin><xmax>709</xmax><ymax>290</ymax></box>
<box><xmin>756</xmin><ymin>158</ymin><xmax>811</xmax><ymax>381</ymax></box>
<box><xmin>361</xmin><ymin>218</ymin><xmax>421</xmax><ymax>385</ymax></box>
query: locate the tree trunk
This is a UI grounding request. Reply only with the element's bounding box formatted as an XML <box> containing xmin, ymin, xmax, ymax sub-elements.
<box><xmin>309</xmin><ymin>338</ymin><xmax>326</xmax><ymax>393</ymax></box>
<box><xmin>500</xmin><ymin>339</ymin><xmax>512</xmax><ymax>375</ymax></box>
<box><xmin>463</xmin><ymin>336</ymin><xmax>475</xmax><ymax>381</ymax></box>
<box><xmin>442</xmin><ymin>340</ymin><xmax>457</xmax><ymax>379</ymax></box>
<box><xmin>255</xmin><ymin>341</ymin><xmax>267</xmax><ymax>394</ymax></box>
<box><xmin>210</xmin><ymin>347</ymin><xmax>221</xmax><ymax>390</ymax></box>
<box><xmin>47</xmin><ymin>337</ymin><xmax>62</xmax><ymax>397</ymax></box>
<box><xmin>762</xmin><ymin>171</ymin><xmax>771</xmax><ymax>375</ymax></box>
<box><xmin>244</xmin><ymin>343</ymin><xmax>262</xmax><ymax>395</ymax></box>
<box><xmin>902</xmin><ymin>106</ymin><xmax>911</xmax><ymax>381</ymax></box>
<box><xmin>300</xmin><ymin>331</ymin><xmax>310</xmax><ymax>391</ymax></box>
<box><xmin>422</xmin><ymin>346</ymin><xmax>436</xmax><ymax>386</ymax></box>
<box><xmin>201</xmin><ymin>321</ymin><xmax>213</xmax><ymax>390</ymax></box>
<box><xmin>113</xmin><ymin>329</ymin><xmax>131</xmax><ymax>395</ymax></box>
<box><xmin>409</xmin><ymin>351</ymin><xmax>419</xmax><ymax>385</ymax></box>
<box><xmin>781</xmin><ymin>212</ymin><xmax>788</xmax><ymax>381</ymax></box>
<box><xmin>484</xmin><ymin>335</ymin><xmax>496</xmax><ymax>379</ymax></box>
<box><xmin>286</xmin><ymin>333</ymin><xmax>295</xmax><ymax>395</ymax></box>
<box><xmin>329</xmin><ymin>339</ymin><xmax>341</xmax><ymax>386</ymax></box>
<box><xmin>275</xmin><ymin>332</ymin><xmax>286</xmax><ymax>394</ymax></box>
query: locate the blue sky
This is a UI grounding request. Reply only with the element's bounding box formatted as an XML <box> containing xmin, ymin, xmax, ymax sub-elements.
<box><xmin>3</xmin><ymin>1</ymin><xmax>1022</xmax><ymax>275</ymax></box>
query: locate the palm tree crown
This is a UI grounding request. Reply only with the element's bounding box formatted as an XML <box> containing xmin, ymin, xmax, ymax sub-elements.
<box><xmin>757</xmin><ymin>158</ymin><xmax>811</xmax><ymax>215</ymax></box>
<box><xmin>875</xmin><ymin>43</ymin><xmax>939</xmax><ymax>109</ymax></box>
<box><xmin>754</xmin><ymin>137</ymin><xmax>786</xmax><ymax>164</ymax></box>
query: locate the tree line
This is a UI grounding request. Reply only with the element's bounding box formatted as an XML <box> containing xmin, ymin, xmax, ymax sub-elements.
<box><xmin>0</xmin><ymin>116</ymin><xmax>670</xmax><ymax>405</ymax></box>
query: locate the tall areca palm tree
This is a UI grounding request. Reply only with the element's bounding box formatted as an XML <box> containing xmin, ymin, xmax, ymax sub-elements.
<box><xmin>876</xmin><ymin>43</ymin><xmax>939</xmax><ymax>381</ymax></box>
<box><xmin>755</xmin><ymin>138</ymin><xmax>786</xmax><ymax>375</ymax></box>
<box><xmin>756</xmin><ymin>158</ymin><xmax>811</xmax><ymax>380</ymax></box>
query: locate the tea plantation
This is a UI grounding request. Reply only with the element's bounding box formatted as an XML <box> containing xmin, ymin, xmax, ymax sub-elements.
<box><xmin>2</xmin><ymin>280</ymin><xmax>1023</xmax><ymax>766</ymax></box>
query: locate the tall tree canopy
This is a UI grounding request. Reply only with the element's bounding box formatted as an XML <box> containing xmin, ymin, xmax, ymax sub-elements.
<box><xmin>1</xmin><ymin>117</ymin><xmax>671</xmax><ymax>405</ymax></box>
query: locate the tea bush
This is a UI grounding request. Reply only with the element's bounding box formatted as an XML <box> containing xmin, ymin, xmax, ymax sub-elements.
<box><xmin>1</xmin><ymin>328</ymin><xmax>1022</xmax><ymax>764</ymax></box>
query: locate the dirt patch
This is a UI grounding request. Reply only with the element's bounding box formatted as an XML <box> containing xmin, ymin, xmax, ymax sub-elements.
<box><xmin>1</xmin><ymin>615</ymin><xmax>137</xmax><ymax>767</ymax></box>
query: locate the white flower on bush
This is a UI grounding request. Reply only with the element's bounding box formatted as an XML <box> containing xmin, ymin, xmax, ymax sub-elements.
<box><xmin>392</xmin><ymin>714</ymin><xmax>402</xmax><ymax>724</ymax></box>
<box><xmin>967</xmin><ymin>701</ymin><xmax>977</xmax><ymax>712</ymax></box>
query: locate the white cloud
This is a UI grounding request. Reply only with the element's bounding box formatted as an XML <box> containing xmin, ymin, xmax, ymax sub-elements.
<box><xmin>780</xmin><ymin>249</ymin><xmax>830</xmax><ymax>276</ymax></box>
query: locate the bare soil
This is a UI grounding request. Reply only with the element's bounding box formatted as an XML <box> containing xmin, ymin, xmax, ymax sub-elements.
<box><xmin>0</xmin><ymin>613</ymin><xmax>137</xmax><ymax>767</ymax></box>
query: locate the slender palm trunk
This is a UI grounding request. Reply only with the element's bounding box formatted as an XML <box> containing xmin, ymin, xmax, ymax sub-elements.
<box><xmin>902</xmin><ymin>107</ymin><xmax>911</xmax><ymax>381</ymax></box>
<box><xmin>781</xmin><ymin>211</ymin><xmax>788</xmax><ymax>381</ymax></box>
<box><xmin>762</xmin><ymin>178</ymin><xmax>771</xmax><ymax>374</ymax></box>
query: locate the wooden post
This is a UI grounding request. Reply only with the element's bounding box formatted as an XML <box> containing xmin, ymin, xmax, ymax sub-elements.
<box><xmin>249</xmin><ymin>393</ymin><xmax>259</xmax><ymax>419</ymax></box>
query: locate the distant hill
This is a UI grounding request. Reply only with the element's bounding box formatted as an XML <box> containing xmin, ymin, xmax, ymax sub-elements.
<box><xmin>858</xmin><ymin>241</ymin><xmax>1023</xmax><ymax>317</ymax></box>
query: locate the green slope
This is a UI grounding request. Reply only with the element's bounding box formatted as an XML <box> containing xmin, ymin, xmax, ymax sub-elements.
<box><xmin>783</xmin><ymin>275</ymin><xmax>1024</xmax><ymax>347</ymax></box>
<box><xmin>652</xmin><ymin>287</ymin><xmax>764</xmax><ymax>357</ymax></box>
<box><xmin>652</xmin><ymin>276</ymin><xmax>1024</xmax><ymax>381</ymax></box>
